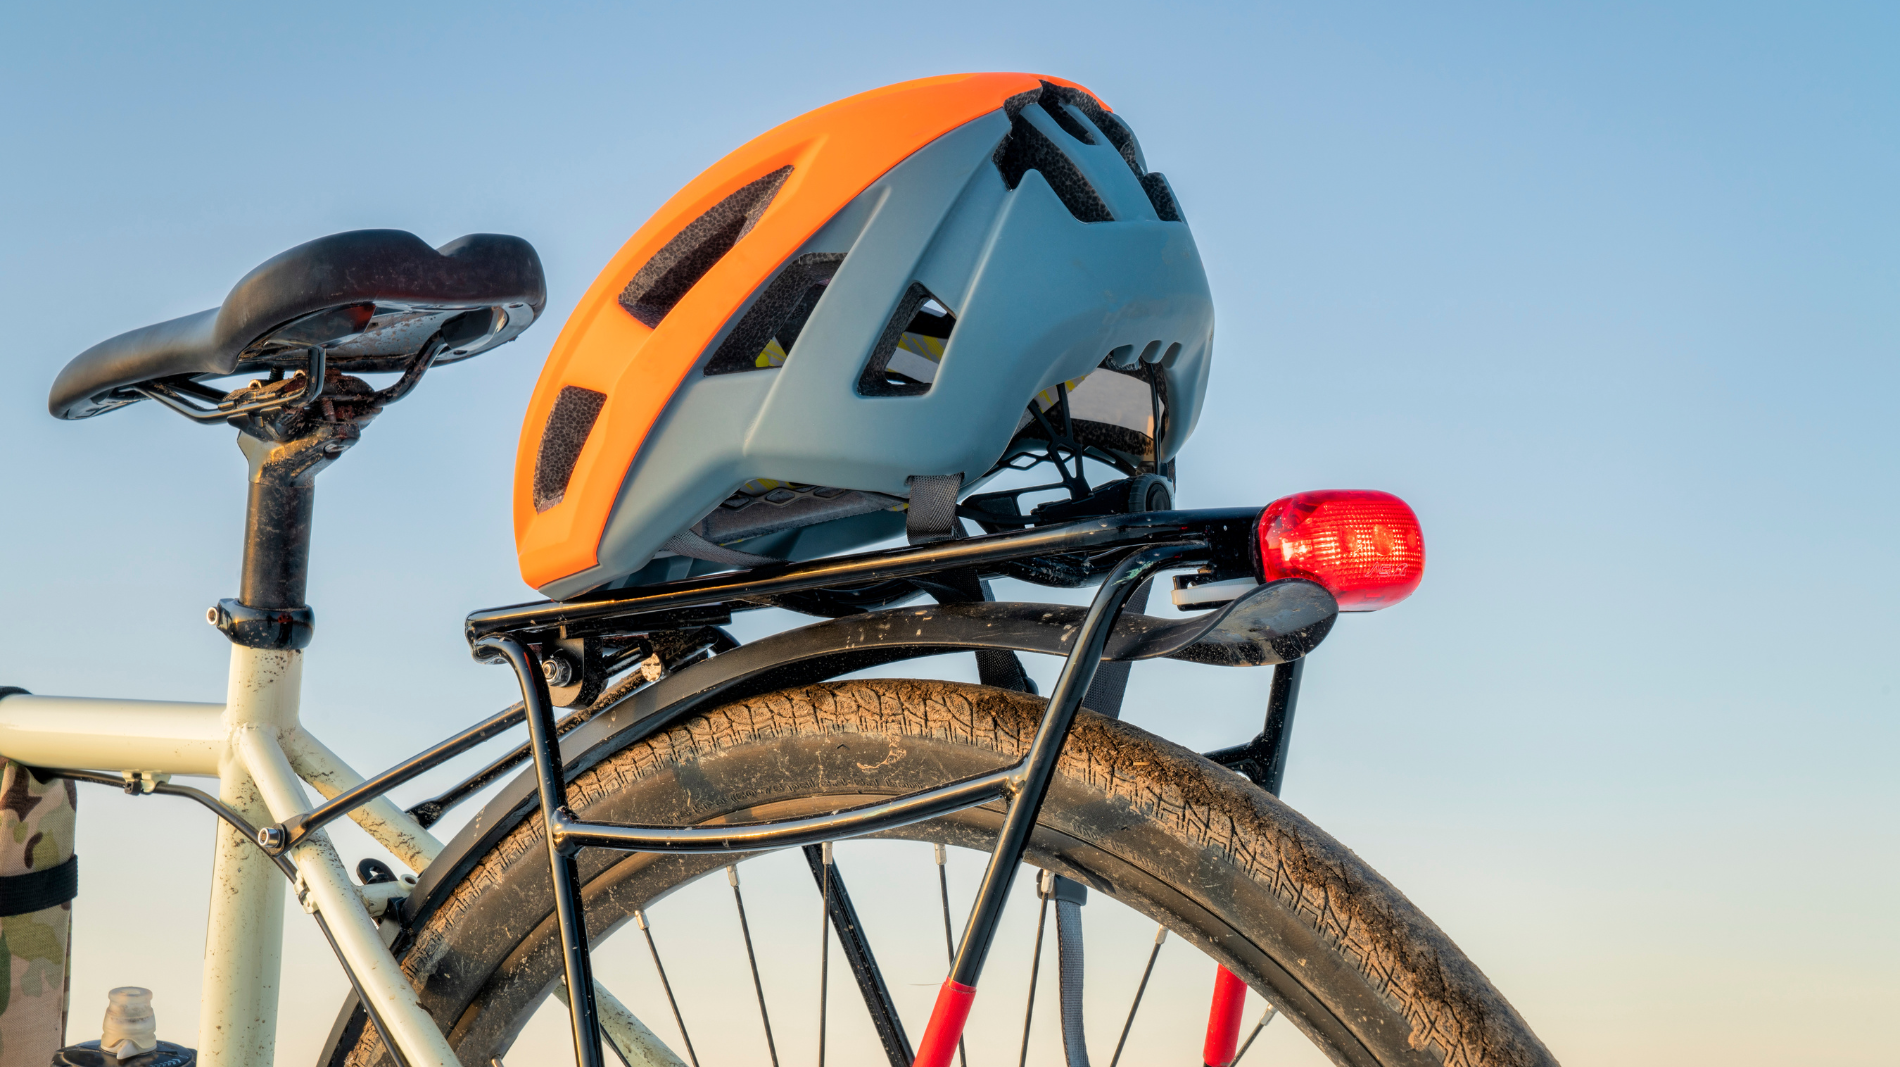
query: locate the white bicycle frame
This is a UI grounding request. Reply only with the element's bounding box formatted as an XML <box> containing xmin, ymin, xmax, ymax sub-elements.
<box><xmin>0</xmin><ymin>643</ymin><xmax>456</xmax><ymax>1066</ymax></box>
<box><xmin>0</xmin><ymin>643</ymin><xmax>661</xmax><ymax>1067</ymax></box>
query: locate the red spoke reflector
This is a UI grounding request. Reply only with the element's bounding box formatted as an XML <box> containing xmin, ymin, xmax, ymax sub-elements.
<box><xmin>1256</xmin><ymin>490</ymin><xmax>1424</xmax><ymax>611</ymax></box>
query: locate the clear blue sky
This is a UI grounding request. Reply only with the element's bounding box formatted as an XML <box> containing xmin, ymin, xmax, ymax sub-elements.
<box><xmin>2</xmin><ymin>3</ymin><xmax>1894</xmax><ymax>1064</ymax></box>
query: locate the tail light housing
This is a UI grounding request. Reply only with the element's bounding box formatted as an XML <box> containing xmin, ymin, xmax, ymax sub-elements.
<box><xmin>1256</xmin><ymin>490</ymin><xmax>1424</xmax><ymax>611</ymax></box>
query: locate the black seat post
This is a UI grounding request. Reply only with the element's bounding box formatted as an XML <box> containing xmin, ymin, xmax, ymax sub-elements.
<box><xmin>240</xmin><ymin>450</ymin><xmax>318</xmax><ymax>611</ymax></box>
<box><xmin>208</xmin><ymin>381</ymin><xmax>378</xmax><ymax>652</ymax></box>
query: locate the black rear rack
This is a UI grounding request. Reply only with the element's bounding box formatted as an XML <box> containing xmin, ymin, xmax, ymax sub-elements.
<box><xmin>464</xmin><ymin>507</ymin><xmax>1262</xmax><ymax>644</ymax></box>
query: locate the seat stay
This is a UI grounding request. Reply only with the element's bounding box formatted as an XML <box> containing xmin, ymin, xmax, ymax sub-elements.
<box><xmin>235</xmin><ymin>725</ymin><xmax>460</xmax><ymax>1067</ymax></box>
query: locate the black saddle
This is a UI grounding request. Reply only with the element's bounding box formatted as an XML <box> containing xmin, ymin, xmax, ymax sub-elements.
<box><xmin>50</xmin><ymin>229</ymin><xmax>546</xmax><ymax>420</ymax></box>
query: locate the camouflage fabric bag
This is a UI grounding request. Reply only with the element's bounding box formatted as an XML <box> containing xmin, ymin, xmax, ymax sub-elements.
<box><xmin>0</xmin><ymin>761</ymin><xmax>76</xmax><ymax>1064</ymax></box>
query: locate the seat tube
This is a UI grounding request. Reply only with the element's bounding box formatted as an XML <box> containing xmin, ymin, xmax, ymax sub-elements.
<box><xmin>201</xmin><ymin>429</ymin><xmax>327</xmax><ymax>1067</ymax></box>
<box><xmin>201</xmin><ymin>645</ymin><xmax>300</xmax><ymax>1067</ymax></box>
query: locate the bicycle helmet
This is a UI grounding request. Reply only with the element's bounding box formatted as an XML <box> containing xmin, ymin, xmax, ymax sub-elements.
<box><xmin>514</xmin><ymin>73</ymin><xmax>1214</xmax><ymax>599</ymax></box>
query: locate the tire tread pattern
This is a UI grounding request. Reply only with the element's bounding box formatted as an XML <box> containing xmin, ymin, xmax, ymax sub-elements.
<box><xmin>345</xmin><ymin>680</ymin><xmax>1555</xmax><ymax>1067</ymax></box>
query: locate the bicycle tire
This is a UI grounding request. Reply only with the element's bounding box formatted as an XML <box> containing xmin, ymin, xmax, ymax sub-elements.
<box><xmin>331</xmin><ymin>679</ymin><xmax>1556</xmax><ymax>1067</ymax></box>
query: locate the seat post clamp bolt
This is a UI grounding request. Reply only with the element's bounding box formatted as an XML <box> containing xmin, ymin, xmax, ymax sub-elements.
<box><xmin>208</xmin><ymin>598</ymin><xmax>315</xmax><ymax>650</ymax></box>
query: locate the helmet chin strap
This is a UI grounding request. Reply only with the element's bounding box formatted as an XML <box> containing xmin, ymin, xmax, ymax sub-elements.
<box><xmin>660</xmin><ymin>529</ymin><xmax>779</xmax><ymax>567</ymax></box>
<box><xmin>666</xmin><ymin>470</ymin><xmax>965</xmax><ymax>570</ymax></box>
<box><xmin>905</xmin><ymin>474</ymin><xmax>964</xmax><ymax>545</ymax></box>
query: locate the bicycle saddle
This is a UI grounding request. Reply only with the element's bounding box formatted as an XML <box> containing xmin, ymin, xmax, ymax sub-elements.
<box><xmin>49</xmin><ymin>229</ymin><xmax>546</xmax><ymax>420</ymax></box>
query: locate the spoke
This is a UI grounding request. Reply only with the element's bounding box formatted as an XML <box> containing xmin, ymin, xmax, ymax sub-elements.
<box><xmin>1232</xmin><ymin>1006</ymin><xmax>1279</xmax><ymax>1064</ymax></box>
<box><xmin>936</xmin><ymin>844</ymin><xmax>955</xmax><ymax>960</ymax></box>
<box><xmin>1018</xmin><ymin>872</ymin><xmax>1054</xmax><ymax>1067</ymax></box>
<box><xmin>729</xmin><ymin>866</ymin><xmax>782</xmax><ymax>1067</ymax></box>
<box><xmin>802</xmin><ymin>844</ymin><xmax>913</xmax><ymax>1066</ymax></box>
<box><xmin>819</xmin><ymin>843</ymin><xmax>832</xmax><ymax>1067</ymax></box>
<box><xmin>636</xmin><ymin>909</ymin><xmax>700</xmax><ymax>1067</ymax></box>
<box><xmin>934</xmin><ymin>844</ymin><xmax>970</xmax><ymax>1067</ymax></box>
<box><xmin>1107</xmin><ymin>926</ymin><xmax>1168</xmax><ymax>1067</ymax></box>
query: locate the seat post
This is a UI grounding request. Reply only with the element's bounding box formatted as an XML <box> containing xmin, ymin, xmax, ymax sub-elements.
<box><xmin>209</xmin><ymin>384</ymin><xmax>377</xmax><ymax>650</ymax></box>
<box><xmin>239</xmin><ymin>475</ymin><xmax>315</xmax><ymax>610</ymax></box>
<box><xmin>205</xmin><ymin>430</ymin><xmax>335</xmax><ymax>650</ymax></box>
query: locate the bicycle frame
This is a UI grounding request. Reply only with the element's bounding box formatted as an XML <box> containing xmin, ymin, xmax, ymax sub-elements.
<box><xmin>0</xmin><ymin>647</ymin><xmax>459</xmax><ymax>1066</ymax></box>
<box><xmin>0</xmin><ymin>507</ymin><xmax>1331</xmax><ymax>1067</ymax></box>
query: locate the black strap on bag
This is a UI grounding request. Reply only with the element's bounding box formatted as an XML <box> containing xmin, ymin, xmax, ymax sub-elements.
<box><xmin>0</xmin><ymin>854</ymin><xmax>78</xmax><ymax>916</ymax></box>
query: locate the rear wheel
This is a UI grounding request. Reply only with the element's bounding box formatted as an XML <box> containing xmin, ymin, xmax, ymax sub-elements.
<box><xmin>335</xmin><ymin>679</ymin><xmax>1555</xmax><ymax>1067</ymax></box>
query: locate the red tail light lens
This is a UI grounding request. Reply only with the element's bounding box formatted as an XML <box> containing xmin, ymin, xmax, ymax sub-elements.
<box><xmin>1256</xmin><ymin>490</ymin><xmax>1424</xmax><ymax>611</ymax></box>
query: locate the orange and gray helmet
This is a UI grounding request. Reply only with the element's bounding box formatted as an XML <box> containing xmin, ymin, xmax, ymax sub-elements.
<box><xmin>514</xmin><ymin>73</ymin><xmax>1214</xmax><ymax>599</ymax></box>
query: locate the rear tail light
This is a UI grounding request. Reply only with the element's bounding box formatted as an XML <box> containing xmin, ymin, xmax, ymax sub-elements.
<box><xmin>1256</xmin><ymin>490</ymin><xmax>1424</xmax><ymax>611</ymax></box>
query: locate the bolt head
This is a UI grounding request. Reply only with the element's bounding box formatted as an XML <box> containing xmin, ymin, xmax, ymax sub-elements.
<box><xmin>542</xmin><ymin>652</ymin><xmax>577</xmax><ymax>688</ymax></box>
<box><xmin>256</xmin><ymin>826</ymin><xmax>286</xmax><ymax>850</ymax></box>
<box><xmin>206</xmin><ymin>606</ymin><xmax>220</xmax><ymax>625</ymax></box>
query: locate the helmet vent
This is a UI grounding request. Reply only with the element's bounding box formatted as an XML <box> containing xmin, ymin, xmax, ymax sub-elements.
<box><xmin>704</xmin><ymin>252</ymin><xmax>846</xmax><ymax>375</ymax></box>
<box><xmin>1139</xmin><ymin>172</ymin><xmax>1184</xmax><ymax>223</ymax></box>
<box><xmin>532</xmin><ymin>385</ymin><xmax>607</xmax><ymax>512</ymax></box>
<box><xmin>1009</xmin><ymin>83</ymin><xmax>1185</xmax><ymax>223</ymax></box>
<box><xmin>1004</xmin><ymin>364</ymin><xmax>1169</xmax><ymax>473</ymax></box>
<box><xmin>1042</xmin><ymin>83</ymin><xmax>1140</xmax><ymax>171</ymax></box>
<box><xmin>619</xmin><ymin>166</ymin><xmax>793</xmax><ymax>329</ymax></box>
<box><xmin>993</xmin><ymin>109</ymin><xmax>1113</xmax><ymax>224</ymax></box>
<box><xmin>1036</xmin><ymin>92</ymin><xmax>1097</xmax><ymax>145</ymax></box>
<box><xmin>858</xmin><ymin>284</ymin><xmax>956</xmax><ymax>397</ymax></box>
